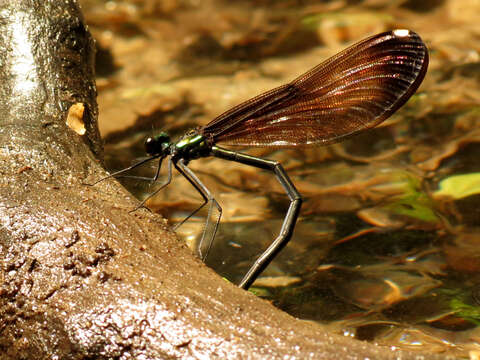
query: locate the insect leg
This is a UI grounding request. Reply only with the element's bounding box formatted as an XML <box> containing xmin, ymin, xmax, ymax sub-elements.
<box><xmin>212</xmin><ymin>146</ymin><xmax>302</xmax><ymax>290</ymax></box>
<box><xmin>174</xmin><ymin>158</ymin><xmax>222</xmax><ymax>261</ymax></box>
<box><xmin>87</xmin><ymin>154</ymin><xmax>163</xmax><ymax>185</ymax></box>
<box><xmin>117</xmin><ymin>153</ymin><xmax>164</xmax><ymax>183</ymax></box>
<box><xmin>132</xmin><ymin>156</ymin><xmax>172</xmax><ymax>211</ymax></box>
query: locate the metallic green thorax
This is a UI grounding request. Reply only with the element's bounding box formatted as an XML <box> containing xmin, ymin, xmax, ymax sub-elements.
<box><xmin>175</xmin><ymin>133</ymin><xmax>204</xmax><ymax>149</ymax></box>
<box><xmin>172</xmin><ymin>132</ymin><xmax>211</xmax><ymax>161</ymax></box>
<box><xmin>144</xmin><ymin>130</ymin><xmax>211</xmax><ymax>162</ymax></box>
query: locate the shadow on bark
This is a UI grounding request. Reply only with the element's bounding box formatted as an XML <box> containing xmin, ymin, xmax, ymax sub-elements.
<box><xmin>0</xmin><ymin>1</ymin><xmax>448</xmax><ymax>359</ymax></box>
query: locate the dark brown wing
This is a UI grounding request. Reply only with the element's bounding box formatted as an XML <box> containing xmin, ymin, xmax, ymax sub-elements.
<box><xmin>200</xmin><ymin>29</ymin><xmax>428</xmax><ymax>147</ymax></box>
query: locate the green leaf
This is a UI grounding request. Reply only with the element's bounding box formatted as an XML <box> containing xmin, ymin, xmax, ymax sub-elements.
<box><xmin>434</xmin><ymin>173</ymin><xmax>480</xmax><ymax>200</ymax></box>
<box><xmin>450</xmin><ymin>298</ymin><xmax>480</xmax><ymax>326</ymax></box>
<box><xmin>386</xmin><ymin>193</ymin><xmax>438</xmax><ymax>223</ymax></box>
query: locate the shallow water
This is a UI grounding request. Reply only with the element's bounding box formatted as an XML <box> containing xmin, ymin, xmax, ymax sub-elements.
<box><xmin>81</xmin><ymin>0</ymin><xmax>480</xmax><ymax>356</ymax></box>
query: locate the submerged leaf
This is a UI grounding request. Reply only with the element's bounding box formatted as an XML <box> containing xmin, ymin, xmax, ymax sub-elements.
<box><xmin>450</xmin><ymin>298</ymin><xmax>480</xmax><ymax>326</ymax></box>
<box><xmin>385</xmin><ymin>193</ymin><xmax>439</xmax><ymax>223</ymax></box>
<box><xmin>434</xmin><ymin>173</ymin><xmax>480</xmax><ymax>200</ymax></box>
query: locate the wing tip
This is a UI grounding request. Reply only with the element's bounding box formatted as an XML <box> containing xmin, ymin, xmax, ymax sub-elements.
<box><xmin>392</xmin><ymin>29</ymin><xmax>412</xmax><ymax>38</ymax></box>
<box><xmin>385</xmin><ymin>28</ymin><xmax>429</xmax><ymax>109</ymax></box>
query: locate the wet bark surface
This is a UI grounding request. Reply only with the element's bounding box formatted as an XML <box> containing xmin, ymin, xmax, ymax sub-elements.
<box><xmin>0</xmin><ymin>1</ymin><xmax>449</xmax><ymax>359</ymax></box>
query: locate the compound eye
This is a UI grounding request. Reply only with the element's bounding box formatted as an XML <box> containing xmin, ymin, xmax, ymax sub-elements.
<box><xmin>145</xmin><ymin>133</ymin><xmax>171</xmax><ymax>155</ymax></box>
<box><xmin>144</xmin><ymin>137</ymin><xmax>157</xmax><ymax>155</ymax></box>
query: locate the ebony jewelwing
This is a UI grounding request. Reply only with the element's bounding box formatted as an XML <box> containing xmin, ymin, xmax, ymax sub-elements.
<box><xmin>96</xmin><ymin>29</ymin><xmax>428</xmax><ymax>290</ymax></box>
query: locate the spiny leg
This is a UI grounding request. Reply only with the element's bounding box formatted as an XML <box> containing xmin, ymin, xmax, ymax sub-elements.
<box><xmin>172</xmin><ymin>198</ymin><xmax>207</xmax><ymax>231</ymax></box>
<box><xmin>87</xmin><ymin>153</ymin><xmax>172</xmax><ymax>213</ymax></box>
<box><xmin>212</xmin><ymin>146</ymin><xmax>302</xmax><ymax>290</ymax></box>
<box><xmin>115</xmin><ymin>153</ymin><xmax>165</xmax><ymax>183</ymax></box>
<box><xmin>174</xmin><ymin>158</ymin><xmax>222</xmax><ymax>261</ymax></box>
<box><xmin>86</xmin><ymin>154</ymin><xmax>163</xmax><ymax>186</ymax></box>
<box><xmin>131</xmin><ymin>156</ymin><xmax>173</xmax><ymax>211</ymax></box>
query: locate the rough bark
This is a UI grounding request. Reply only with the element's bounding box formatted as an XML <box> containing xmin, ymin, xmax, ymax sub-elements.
<box><xmin>0</xmin><ymin>1</ymin><xmax>448</xmax><ymax>359</ymax></box>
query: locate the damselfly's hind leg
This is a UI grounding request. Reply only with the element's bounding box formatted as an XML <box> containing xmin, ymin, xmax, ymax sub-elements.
<box><xmin>174</xmin><ymin>158</ymin><xmax>222</xmax><ymax>261</ymax></box>
<box><xmin>212</xmin><ymin>146</ymin><xmax>302</xmax><ymax>290</ymax></box>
